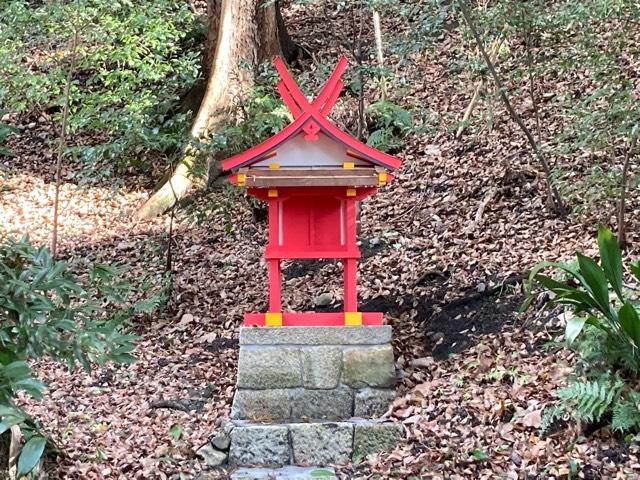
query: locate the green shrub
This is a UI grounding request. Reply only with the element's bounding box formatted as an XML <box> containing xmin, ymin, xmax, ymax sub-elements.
<box><xmin>524</xmin><ymin>227</ymin><xmax>640</xmax><ymax>433</ymax></box>
<box><xmin>0</xmin><ymin>236</ymin><xmax>149</xmax><ymax>475</ymax></box>
<box><xmin>524</xmin><ymin>226</ymin><xmax>640</xmax><ymax>368</ymax></box>
<box><xmin>365</xmin><ymin>100</ymin><xmax>413</xmax><ymax>153</ymax></box>
<box><xmin>0</xmin><ymin>118</ymin><xmax>18</xmax><ymax>157</ymax></box>
<box><xmin>0</xmin><ymin>0</ymin><xmax>203</xmax><ymax>178</ymax></box>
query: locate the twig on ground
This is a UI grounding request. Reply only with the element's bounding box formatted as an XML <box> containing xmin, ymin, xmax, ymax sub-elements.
<box><xmin>465</xmin><ymin>186</ymin><xmax>498</xmax><ymax>234</ymax></box>
<box><xmin>149</xmin><ymin>399</ymin><xmax>193</xmax><ymax>412</ymax></box>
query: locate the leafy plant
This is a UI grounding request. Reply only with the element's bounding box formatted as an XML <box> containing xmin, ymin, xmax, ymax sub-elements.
<box><xmin>0</xmin><ymin>236</ymin><xmax>144</xmax><ymax>474</ymax></box>
<box><xmin>524</xmin><ymin>226</ymin><xmax>640</xmax><ymax>370</ymax></box>
<box><xmin>365</xmin><ymin>100</ymin><xmax>413</xmax><ymax>153</ymax></box>
<box><xmin>612</xmin><ymin>391</ymin><xmax>640</xmax><ymax>432</ymax></box>
<box><xmin>524</xmin><ymin>226</ymin><xmax>640</xmax><ymax>433</ymax></box>
<box><xmin>0</xmin><ymin>0</ymin><xmax>203</xmax><ymax>177</ymax></box>
<box><xmin>0</xmin><ymin>119</ymin><xmax>18</xmax><ymax>157</ymax></box>
<box><xmin>557</xmin><ymin>372</ymin><xmax>623</xmax><ymax>424</ymax></box>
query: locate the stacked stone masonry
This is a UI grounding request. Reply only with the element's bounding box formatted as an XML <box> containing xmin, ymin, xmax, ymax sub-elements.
<box><xmin>228</xmin><ymin>421</ymin><xmax>404</xmax><ymax>468</ymax></box>
<box><xmin>233</xmin><ymin>326</ymin><xmax>396</xmax><ymax>421</ymax></box>
<box><xmin>229</xmin><ymin>326</ymin><xmax>402</xmax><ymax>470</ymax></box>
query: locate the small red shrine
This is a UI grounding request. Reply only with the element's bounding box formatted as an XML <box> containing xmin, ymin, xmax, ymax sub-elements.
<box><xmin>222</xmin><ymin>57</ymin><xmax>401</xmax><ymax>327</ymax></box>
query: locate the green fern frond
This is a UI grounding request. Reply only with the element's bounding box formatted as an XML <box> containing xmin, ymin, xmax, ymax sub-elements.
<box><xmin>557</xmin><ymin>374</ymin><xmax>623</xmax><ymax>423</ymax></box>
<box><xmin>570</xmin><ymin>326</ymin><xmax>640</xmax><ymax>376</ymax></box>
<box><xmin>612</xmin><ymin>392</ymin><xmax>640</xmax><ymax>432</ymax></box>
<box><xmin>540</xmin><ymin>404</ymin><xmax>566</xmax><ymax>434</ymax></box>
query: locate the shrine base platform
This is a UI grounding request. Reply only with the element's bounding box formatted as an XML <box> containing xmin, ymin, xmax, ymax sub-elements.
<box><xmin>232</xmin><ymin>326</ymin><xmax>395</xmax><ymax>421</ymax></box>
<box><xmin>243</xmin><ymin>311</ymin><xmax>383</xmax><ymax>327</ymax></box>
<box><xmin>221</xmin><ymin>326</ymin><xmax>402</xmax><ymax>470</ymax></box>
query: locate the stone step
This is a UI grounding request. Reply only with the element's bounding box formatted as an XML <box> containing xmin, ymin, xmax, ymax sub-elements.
<box><xmin>231</xmin><ymin>466</ymin><xmax>337</xmax><ymax>480</ymax></box>
<box><xmin>232</xmin><ymin>386</ymin><xmax>396</xmax><ymax>422</ymax></box>
<box><xmin>228</xmin><ymin>420</ymin><xmax>403</xmax><ymax>468</ymax></box>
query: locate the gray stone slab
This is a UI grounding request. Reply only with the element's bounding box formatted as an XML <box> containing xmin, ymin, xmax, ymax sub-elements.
<box><xmin>232</xmin><ymin>389</ymin><xmax>291</xmax><ymax>421</ymax></box>
<box><xmin>211</xmin><ymin>432</ymin><xmax>231</xmax><ymax>450</ymax></box>
<box><xmin>229</xmin><ymin>425</ymin><xmax>291</xmax><ymax>467</ymax></box>
<box><xmin>354</xmin><ymin>388</ymin><xmax>396</xmax><ymax>418</ymax></box>
<box><xmin>352</xmin><ymin>422</ymin><xmax>403</xmax><ymax>459</ymax></box>
<box><xmin>240</xmin><ymin>326</ymin><xmax>392</xmax><ymax>346</ymax></box>
<box><xmin>231</xmin><ymin>466</ymin><xmax>337</xmax><ymax>480</ymax></box>
<box><xmin>196</xmin><ymin>443</ymin><xmax>227</xmax><ymax>466</ymax></box>
<box><xmin>238</xmin><ymin>347</ymin><xmax>302</xmax><ymax>389</ymax></box>
<box><xmin>290</xmin><ymin>386</ymin><xmax>353</xmax><ymax>420</ymax></box>
<box><xmin>302</xmin><ymin>346</ymin><xmax>342</xmax><ymax>389</ymax></box>
<box><xmin>290</xmin><ymin>423</ymin><xmax>353</xmax><ymax>466</ymax></box>
<box><xmin>342</xmin><ymin>346</ymin><xmax>395</xmax><ymax>388</ymax></box>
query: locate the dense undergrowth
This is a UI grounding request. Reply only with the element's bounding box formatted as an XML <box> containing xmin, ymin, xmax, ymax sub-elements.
<box><xmin>526</xmin><ymin>228</ymin><xmax>640</xmax><ymax>437</ymax></box>
<box><xmin>0</xmin><ymin>237</ymin><xmax>138</xmax><ymax>475</ymax></box>
<box><xmin>0</xmin><ymin>0</ymin><xmax>203</xmax><ymax>180</ymax></box>
<box><xmin>459</xmin><ymin>0</ymin><xmax>640</xmax><ymax>212</ymax></box>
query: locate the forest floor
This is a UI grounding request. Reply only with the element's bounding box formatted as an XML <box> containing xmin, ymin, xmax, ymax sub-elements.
<box><xmin>1</xmin><ymin>1</ymin><xmax>640</xmax><ymax>479</ymax></box>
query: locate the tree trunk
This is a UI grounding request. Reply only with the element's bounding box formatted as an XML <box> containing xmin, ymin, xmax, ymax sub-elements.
<box><xmin>276</xmin><ymin>1</ymin><xmax>302</xmax><ymax>62</ymax></box>
<box><xmin>137</xmin><ymin>0</ymin><xmax>282</xmax><ymax>220</ymax></box>
<box><xmin>202</xmin><ymin>0</ymin><xmax>222</xmax><ymax>78</ymax></box>
<box><xmin>617</xmin><ymin>126</ymin><xmax>639</xmax><ymax>248</ymax></box>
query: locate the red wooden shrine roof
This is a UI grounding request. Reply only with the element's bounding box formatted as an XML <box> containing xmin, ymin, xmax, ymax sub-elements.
<box><xmin>221</xmin><ymin>56</ymin><xmax>402</xmax><ymax>172</ymax></box>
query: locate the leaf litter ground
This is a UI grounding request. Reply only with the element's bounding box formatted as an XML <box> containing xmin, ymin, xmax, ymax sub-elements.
<box><xmin>1</xmin><ymin>1</ymin><xmax>640</xmax><ymax>478</ymax></box>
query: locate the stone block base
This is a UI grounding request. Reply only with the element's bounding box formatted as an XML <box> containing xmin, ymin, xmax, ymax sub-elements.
<box><xmin>228</xmin><ymin>421</ymin><xmax>403</xmax><ymax>468</ymax></box>
<box><xmin>231</xmin><ymin>466</ymin><xmax>337</xmax><ymax>480</ymax></box>
<box><xmin>228</xmin><ymin>326</ymin><xmax>402</xmax><ymax>469</ymax></box>
<box><xmin>233</xmin><ymin>326</ymin><xmax>396</xmax><ymax>422</ymax></box>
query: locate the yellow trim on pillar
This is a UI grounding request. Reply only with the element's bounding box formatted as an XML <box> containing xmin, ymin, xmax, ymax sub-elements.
<box><xmin>343</xmin><ymin>161</ymin><xmax>355</xmax><ymax>169</ymax></box>
<box><xmin>268</xmin><ymin>189</ymin><xmax>278</xmax><ymax>198</ymax></box>
<box><xmin>269</xmin><ymin>162</ymin><xmax>280</xmax><ymax>169</ymax></box>
<box><xmin>237</xmin><ymin>173</ymin><xmax>246</xmax><ymax>186</ymax></box>
<box><xmin>346</xmin><ymin>188</ymin><xmax>356</xmax><ymax>197</ymax></box>
<box><xmin>378</xmin><ymin>171</ymin><xmax>388</xmax><ymax>186</ymax></box>
<box><xmin>265</xmin><ymin>312</ymin><xmax>282</xmax><ymax>327</ymax></box>
<box><xmin>344</xmin><ymin>312</ymin><xmax>362</xmax><ymax>326</ymax></box>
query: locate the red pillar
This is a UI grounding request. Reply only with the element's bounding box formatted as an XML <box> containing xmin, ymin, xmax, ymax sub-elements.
<box><xmin>266</xmin><ymin>197</ymin><xmax>282</xmax><ymax>324</ymax></box>
<box><xmin>343</xmin><ymin>199</ymin><xmax>360</xmax><ymax>325</ymax></box>
<box><xmin>344</xmin><ymin>258</ymin><xmax>357</xmax><ymax>312</ymax></box>
<box><xmin>268</xmin><ymin>259</ymin><xmax>281</xmax><ymax>312</ymax></box>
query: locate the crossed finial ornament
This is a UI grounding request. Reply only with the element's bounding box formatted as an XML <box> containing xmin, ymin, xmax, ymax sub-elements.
<box><xmin>273</xmin><ymin>57</ymin><xmax>348</xmax><ymax>140</ymax></box>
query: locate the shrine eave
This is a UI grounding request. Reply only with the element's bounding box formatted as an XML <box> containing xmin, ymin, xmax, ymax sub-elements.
<box><xmin>220</xmin><ymin>110</ymin><xmax>401</xmax><ymax>172</ymax></box>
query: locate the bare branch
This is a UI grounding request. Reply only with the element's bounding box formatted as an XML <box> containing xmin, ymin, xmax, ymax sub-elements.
<box><xmin>617</xmin><ymin>125</ymin><xmax>639</xmax><ymax>248</ymax></box>
<box><xmin>458</xmin><ymin>0</ymin><xmax>566</xmax><ymax>215</ymax></box>
<box><xmin>372</xmin><ymin>10</ymin><xmax>387</xmax><ymax>100</ymax></box>
<box><xmin>523</xmin><ymin>19</ymin><xmax>542</xmax><ymax>144</ymax></box>
<box><xmin>52</xmin><ymin>29</ymin><xmax>80</xmax><ymax>259</ymax></box>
